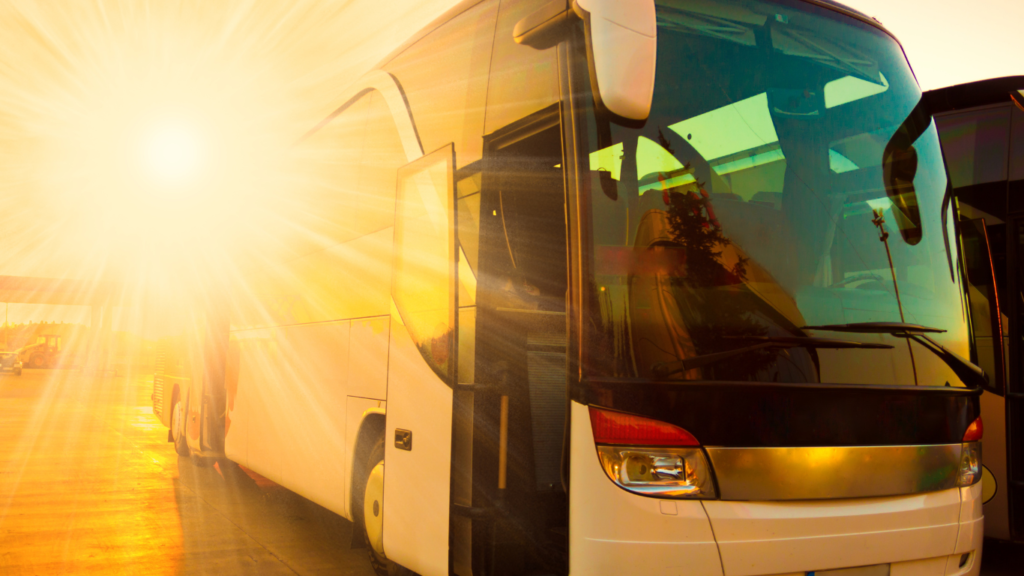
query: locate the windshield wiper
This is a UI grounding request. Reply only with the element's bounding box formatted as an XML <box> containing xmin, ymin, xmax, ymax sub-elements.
<box><xmin>802</xmin><ymin>322</ymin><xmax>987</xmax><ymax>388</ymax></box>
<box><xmin>651</xmin><ymin>336</ymin><xmax>893</xmax><ymax>379</ymax></box>
<box><xmin>803</xmin><ymin>321</ymin><xmax>944</xmax><ymax>334</ymax></box>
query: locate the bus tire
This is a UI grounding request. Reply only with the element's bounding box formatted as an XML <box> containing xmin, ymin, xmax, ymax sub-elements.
<box><xmin>171</xmin><ymin>393</ymin><xmax>189</xmax><ymax>457</ymax></box>
<box><xmin>361</xmin><ymin>438</ymin><xmax>411</xmax><ymax>576</ymax></box>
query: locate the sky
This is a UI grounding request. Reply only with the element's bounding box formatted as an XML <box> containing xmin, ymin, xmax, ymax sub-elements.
<box><xmin>841</xmin><ymin>0</ymin><xmax>1024</xmax><ymax>90</ymax></box>
<box><xmin>0</xmin><ymin>0</ymin><xmax>456</xmax><ymax>327</ymax></box>
<box><xmin>0</xmin><ymin>0</ymin><xmax>1020</xmax><ymax>327</ymax></box>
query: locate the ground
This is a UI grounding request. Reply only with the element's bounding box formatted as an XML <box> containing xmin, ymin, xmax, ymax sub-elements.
<box><xmin>0</xmin><ymin>368</ymin><xmax>376</xmax><ymax>575</ymax></box>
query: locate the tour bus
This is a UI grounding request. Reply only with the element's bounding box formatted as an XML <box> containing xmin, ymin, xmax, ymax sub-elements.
<box><xmin>152</xmin><ymin>0</ymin><xmax>1003</xmax><ymax>574</ymax></box>
<box><xmin>930</xmin><ymin>76</ymin><xmax>1024</xmax><ymax>543</ymax></box>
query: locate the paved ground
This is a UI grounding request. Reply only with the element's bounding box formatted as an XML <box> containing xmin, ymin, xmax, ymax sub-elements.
<box><xmin>980</xmin><ymin>538</ymin><xmax>1024</xmax><ymax>576</ymax></box>
<box><xmin>0</xmin><ymin>368</ymin><xmax>376</xmax><ymax>575</ymax></box>
<box><xmin>0</xmin><ymin>367</ymin><xmax>1020</xmax><ymax>575</ymax></box>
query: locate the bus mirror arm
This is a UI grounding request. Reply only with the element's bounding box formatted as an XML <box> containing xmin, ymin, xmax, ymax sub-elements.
<box><xmin>514</xmin><ymin>0</ymin><xmax>575</xmax><ymax>49</ymax></box>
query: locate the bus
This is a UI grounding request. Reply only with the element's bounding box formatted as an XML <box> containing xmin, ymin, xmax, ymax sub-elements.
<box><xmin>153</xmin><ymin>1</ymin><xmax>1000</xmax><ymax>574</ymax></box>
<box><xmin>930</xmin><ymin>76</ymin><xmax>1024</xmax><ymax>544</ymax></box>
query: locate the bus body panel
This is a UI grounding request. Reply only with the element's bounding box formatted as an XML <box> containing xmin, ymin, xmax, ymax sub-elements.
<box><xmin>952</xmin><ymin>483</ymin><xmax>985</xmax><ymax>576</ymax></box>
<box><xmin>276</xmin><ymin>321</ymin><xmax>350</xmax><ymax>516</ymax></box>
<box><xmin>568</xmin><ymin>401</ymin><xmax>724</xmax><ymax>576</ymax></box>
<box><xmin>230</xmin><ymin>328</ymin><xmax>288</xmax><ymax>488</ymax></box>
<box><xmin>382</xmin><ymin>320</ymin><xmax>453</xmax><ymax>576</ymax></box>
<box><xmin>979</xmin><ymin>392</ymin><xmax>1010</xmax><ymax>540</ymax></box>
<box><xmin>226</xmin><ymin>322</ymin><xmax>351</xmax><ymax>518</ymax></box>
<box><xmin>704</xmin><ymin>492</ymin><xmax>960</xmax><ymax>576</ymax></box>
<box><xmin>348</xmin><ymin>316</ymin><xmax>391</xmax><ymax>401</ymax></box>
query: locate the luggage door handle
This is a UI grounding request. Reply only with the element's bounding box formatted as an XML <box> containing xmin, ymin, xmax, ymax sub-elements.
<box><xmin>394</xmin><ymin>429</ymin><xmax>412</xmax><ymax>451</ymax></box>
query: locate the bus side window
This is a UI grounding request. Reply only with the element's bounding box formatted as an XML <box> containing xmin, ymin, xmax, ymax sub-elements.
<box><xmin>266</xmin><ymin>90</ymin><xmax>408</xmax><ymax>326</ymax></box>
<box><xmin>935</xmin><ymin>105</ymin><xmax>1012</xmax><ymax>199</ymax></box>
<box><xmin>485</xmin><ymin>0</ymin><xmax>561</xmax><ymax>135</ymax></box>
<box><xmin>384</xmin><ymin>1</ymin><xmax>497</xmax><ymax>168</ymax></box>
<box><xmin>937</xmin><ymin>106</ymin><xmax>1012</xmax><ymax>307</ymax></box>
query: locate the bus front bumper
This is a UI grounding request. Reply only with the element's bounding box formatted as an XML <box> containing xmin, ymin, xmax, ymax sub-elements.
<box><xmin>568</xmin><ymin>401</ymin><xmax>984</xmax><ymax>576</ymax></box>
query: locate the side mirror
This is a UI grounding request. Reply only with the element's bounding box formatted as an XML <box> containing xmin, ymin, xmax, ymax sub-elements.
<box><xmin>960</xmin><ymin>218</ymin><xmax>1006</xmax><ymax>396</ymax></box>
<box><xmin>881</xmin><ymin>99</ymin><xmax>930</xmax><ymax>246</ymax></box>
<box><xmin>882</xmin><ymin>142</ymin><xmax>922</xmax><ymax>245</ymax></box>
<box><xmin>572</xmin><ymin>0</ymin><xmax>657</xmax><ymax>121</ymax></box>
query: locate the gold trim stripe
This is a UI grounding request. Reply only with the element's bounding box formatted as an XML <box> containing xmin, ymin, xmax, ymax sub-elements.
<box><xmin>705</xmin><ymin>444</ymin><xmax>962</xmax><ymax>501</ymax></box>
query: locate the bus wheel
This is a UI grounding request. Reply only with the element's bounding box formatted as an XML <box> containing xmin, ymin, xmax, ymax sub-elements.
<box><xmin>171</xmin><ymin>396</ymin><xmax>189</xmax><ymax>457</ymax></box>
<box><xmin>362</xmin><ymin>438</ymin><xmax>389</xmax><ymax>575</ymax></box>
<box><xmin>362</xmin><ymin>438</ymin><xmax>410</xmax><ymax>576</ymax></box>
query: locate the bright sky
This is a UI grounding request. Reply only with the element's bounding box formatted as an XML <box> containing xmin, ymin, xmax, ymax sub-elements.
<box><xmin>0</xmin><ymin>0</ymin><xmax>455</xmax><ymax>330</ymax></box>
<box><xmin>841</xmin><ymin>0</ymin><xmax>1024</xmax><ymax>90</ymax></box>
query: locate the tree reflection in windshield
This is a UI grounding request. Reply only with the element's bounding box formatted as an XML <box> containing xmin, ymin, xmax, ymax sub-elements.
<box><xmin>626</xmin><ymin>162</ymin><xmax>818</xmax><ymax>382</ymax></box>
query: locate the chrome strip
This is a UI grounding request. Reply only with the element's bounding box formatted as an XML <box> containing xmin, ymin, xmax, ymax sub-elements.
<box><xmin>705</xmin><ymin>444</ymin><xmax>962</xmax><ymax>501</ymax></box>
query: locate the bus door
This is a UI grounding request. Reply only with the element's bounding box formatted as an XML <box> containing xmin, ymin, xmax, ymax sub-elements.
<box><xmin>384</xmin><ymin>144</ymin><xmax>458</xmax><ymax>576</ymax></box>
<box><xmin>452</xmin><ymin>106</ymin><xmax>570</xmax><ymax>576</ymax></box>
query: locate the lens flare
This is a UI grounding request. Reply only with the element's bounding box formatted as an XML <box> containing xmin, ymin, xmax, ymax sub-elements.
<box><xmin>143</xmin><ymin>124</ymin><xmax>203</xmax><ymax>185</ymax></box>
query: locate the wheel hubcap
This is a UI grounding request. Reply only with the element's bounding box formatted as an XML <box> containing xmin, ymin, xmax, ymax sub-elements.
<box><xmin>363</xmin><ymin>461</ymin><xmax>385</xmax><ymax>557</ymax></box>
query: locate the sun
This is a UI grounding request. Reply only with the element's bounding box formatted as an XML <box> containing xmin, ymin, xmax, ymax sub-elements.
<box><xmin>142</xmin><ymin>123</ymin><xmax>204</xmax><ymax>185</ymax></box>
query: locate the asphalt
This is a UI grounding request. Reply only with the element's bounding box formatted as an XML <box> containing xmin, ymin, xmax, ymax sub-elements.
<box><xmin>0</xmin><ymin>367</ymin><xmax>1020</xmax><ymax>575</ymax></box>
<box><xmin>0</xmin><ymin>368</ymin><xmax>376</xmax><ymax>575</ymax></box>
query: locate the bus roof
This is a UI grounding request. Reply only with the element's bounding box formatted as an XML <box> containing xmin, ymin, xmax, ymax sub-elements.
<box><xmin>369</xmin><ymin>0</ymin><xmax>895</xmax><ymax>77</ymax></box>
<box><xmin>927</xmin><ymin>76</ymin><xmax>1024</xmax><ymax>114</ymax></box>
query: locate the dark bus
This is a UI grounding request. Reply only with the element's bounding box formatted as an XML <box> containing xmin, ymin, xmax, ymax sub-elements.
<box><xmin>932</xmin><ymin>76</ymin><xmax>1024</xmax><ymax>543</ymax></box>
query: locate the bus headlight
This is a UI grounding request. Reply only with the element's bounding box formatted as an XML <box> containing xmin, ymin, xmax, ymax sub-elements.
<box><xmin>958</xmin><ymin>442</ymin><xmax>981</xmax><ymax>486</ymax></box>
<box><xmin>596</xmin><ymin>446</ymin><xmax>717</xmax><ymax>498</ymax></box>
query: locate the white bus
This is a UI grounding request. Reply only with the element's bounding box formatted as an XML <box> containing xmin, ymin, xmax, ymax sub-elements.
<box><xmin>152</xmin><ymin>1</ymin><xmax>999</xmax><ymax>574</ymax></box>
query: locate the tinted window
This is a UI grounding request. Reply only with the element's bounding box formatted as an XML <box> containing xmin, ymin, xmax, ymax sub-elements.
<box><xmin>935</xmin><ymin>105</ymin><xmax>1011</xmax><ymax>189</ymax></box>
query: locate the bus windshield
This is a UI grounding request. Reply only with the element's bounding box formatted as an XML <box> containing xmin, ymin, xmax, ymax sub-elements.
<box><xmin>584</xmin><ymin>0</ymin><xmax>968</xmax><ymax>386</ymax></box>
